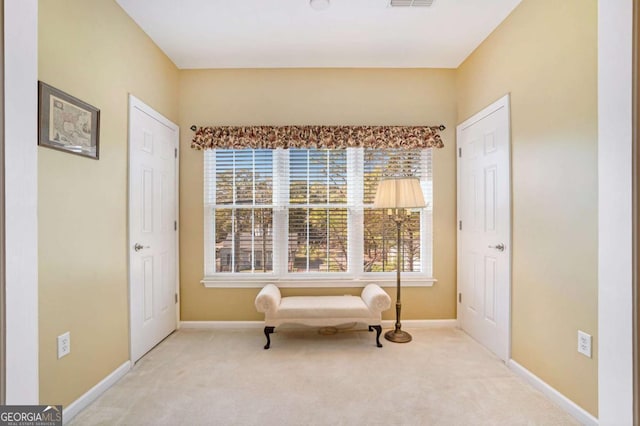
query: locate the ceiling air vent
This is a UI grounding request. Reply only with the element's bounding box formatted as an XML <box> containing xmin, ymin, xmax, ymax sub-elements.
<box><xmin>389</xmin><ymin>0</ymin><xmax>434</xmax><ymax>6</ymax></box>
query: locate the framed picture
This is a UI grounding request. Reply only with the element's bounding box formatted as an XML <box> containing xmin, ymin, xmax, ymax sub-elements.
<box><xmin>38</xmin><ymin>81</ymin><xmax>100</xmax><ymax>159</ymax></box>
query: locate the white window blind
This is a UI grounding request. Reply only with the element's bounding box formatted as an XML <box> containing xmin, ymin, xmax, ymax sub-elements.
<box><xmin>204</xmin><ymin>147</ymin><xmax>433</xmax><ymax>283</ymax></box>
<box><xmin>204</xmin><ymin>150</ymin><xmax>274</xmax><ymax>275</ymax></box>
<box><xmin>288</xmin><ymin>149</ymin><xmax>348</xmax><ymax>272</ymax></box>
<box><xmin>362</xmin><ymin>149</ymin><xmax>432</xmax><ymax>274</ymax></box>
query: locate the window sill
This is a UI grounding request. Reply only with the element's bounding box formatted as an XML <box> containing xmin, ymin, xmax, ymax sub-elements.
<box><xmin>200</xmin><ymin>275</ymin><xmax>437</xmax><ymax>288</ymax></box>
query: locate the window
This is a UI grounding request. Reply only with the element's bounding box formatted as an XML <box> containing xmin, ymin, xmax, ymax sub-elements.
<box><xmin>362</xmin><ymin>149</ymin><xmax>432</xmax><ymax>274</ymax></box>
<box><xmin>288</xmin><ymin>149</ymin><xmax>348</xmax><ymax>272</ymax></box>
<box><xmin>204</xmin><ymin>148</ymin><xmax>433</xmax><ymax>285</ymax></box>
<box><xmin>204</xmin><ymin>150</ymin><xmax>274</xmax><ymax>274</ymax></box>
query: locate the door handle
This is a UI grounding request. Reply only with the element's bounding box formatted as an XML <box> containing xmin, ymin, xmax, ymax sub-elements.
<box><xmin>488</xmin><ymin>243</ymin><xmax>505</xmax><ymax>252</ymax></box>
<box><xmin>134</xmin><ymin>243</ymin><xmax>150</xmax><ymax>252</ymax></box>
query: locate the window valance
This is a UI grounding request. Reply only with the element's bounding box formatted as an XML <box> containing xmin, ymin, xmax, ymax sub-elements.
<box><xmin>190</xmin><ymin>125</ymin><xmax>445</xmax><ymax>150</ymax></box>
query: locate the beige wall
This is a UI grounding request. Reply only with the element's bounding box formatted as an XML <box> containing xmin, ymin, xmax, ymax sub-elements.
<box><xmin>179</xmin><ymin>69</ymin><xmax>457</xmax><ymax>321</ymax></box>
<box><xmin>38</xmin><ymin>0</ymin><xmax>179</xmax><ymax>406</ymax></box>
<box><xmin>456</xmin><ymin>0</ymin><xmax>598</xmax><ymax>416</ymax></box>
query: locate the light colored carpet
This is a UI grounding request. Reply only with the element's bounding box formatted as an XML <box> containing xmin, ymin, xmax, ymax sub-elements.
<box><xmin>70</xmin><ymin>327</ymin><xmax>579</xmax><ymax>426</ymax></box>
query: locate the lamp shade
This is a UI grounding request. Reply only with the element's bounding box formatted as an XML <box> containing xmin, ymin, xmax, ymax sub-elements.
<box><xmin>373</xmin><ymin>177</ymin><xmax>426</xmax><ymax>209</ymax></box>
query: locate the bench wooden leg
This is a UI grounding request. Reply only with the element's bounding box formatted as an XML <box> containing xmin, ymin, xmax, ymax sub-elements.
<box><xmin>368</xmin><ymin>325</ymin><xmax>383</xmax><ymax>348</ymax></box>
<box><xmin>263</xmin><ymin>326</ymin><xmax>275</xmax><ymax>349</ymax></box>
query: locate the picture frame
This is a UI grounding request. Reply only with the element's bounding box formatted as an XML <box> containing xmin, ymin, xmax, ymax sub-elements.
<box><xmin>38</xmin><ymin>81</ymin><xmax>100</xmax><ymax>159</ymax></box>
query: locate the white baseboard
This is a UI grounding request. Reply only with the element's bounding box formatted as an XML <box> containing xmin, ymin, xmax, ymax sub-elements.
<box><xmin>63</xmin><ymin>361</ymin><xmax>131</xmax><ymax>424</ymax></box>
<box><xmin>507</xmin><ymin>359</ymin><xmax>598</xmax><ymax>426</ymax></box>
<box><xmin>382</xmin><ymin>319</ymin><xmax>458</xmax><ymax>328</ymax></box>
<box><xmin>180</xmin><ymin>321</ymin><xmax>264</xmax><ymax>329</ymax></box>
<box><xmin>180</xmin><ymin>319</ymin><xmax>457</xmax><ymax>329</ymax></box>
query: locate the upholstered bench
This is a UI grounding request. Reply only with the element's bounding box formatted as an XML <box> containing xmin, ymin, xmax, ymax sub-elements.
<box><xmin>254</xmin><ymin>283</ymin><xmax>391</xmax><ymax>349</ymax></box>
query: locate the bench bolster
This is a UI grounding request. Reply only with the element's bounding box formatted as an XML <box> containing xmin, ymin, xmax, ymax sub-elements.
<box><xmin>255</xmin><ymin>283</ymin><xmax>281</xmax><ymax>315</ymax></box>
<box><xmin>361</xmin><ymin>283</ymin><xmax>391</xmax><ymax>315</ymax></box>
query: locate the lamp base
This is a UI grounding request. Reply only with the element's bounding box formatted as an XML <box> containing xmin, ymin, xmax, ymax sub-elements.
<box><xmin>384</xmin><ymin>329</ymin><xmax>412</xmax><ymax>343</ymax></box>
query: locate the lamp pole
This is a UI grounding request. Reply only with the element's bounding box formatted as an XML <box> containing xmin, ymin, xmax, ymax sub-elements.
<box><xmin>385</xmin><ymin>210</ymin><xmax>412</xmax><ymax>343</ymax></box>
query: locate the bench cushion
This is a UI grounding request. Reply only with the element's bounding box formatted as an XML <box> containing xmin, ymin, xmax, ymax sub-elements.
<box><xmin>276</xmin><ymin>295</ymin><xmax>371</xmax><ymax>319</ymax></box>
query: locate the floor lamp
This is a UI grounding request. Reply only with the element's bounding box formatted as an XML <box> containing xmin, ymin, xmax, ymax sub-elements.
<box><xmin>373</xmin><ymin>177</ymin><xmax>426</xmax><ymax>343</ymax></box>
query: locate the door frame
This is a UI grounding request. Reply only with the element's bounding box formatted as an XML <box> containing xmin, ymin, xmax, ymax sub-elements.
<box><xmin>0</xmin><ymin>0</ymin><xmax>6</xmax><ymax>404</ymax></box>
<box><xmin>127</xmin><ymin>95</ymin><xmax>180</xmax><ymax>362</ymax></box>
<box><xmin>456</xmin><ymin>93</ymin><xmax>512</xmax><ymax>361</ymax></box>
<box><xmin>599</xmin><ymin>1</ymin><xmax>635</xmax><ymax>423</ymax></box>
<box><xmin>4</xmin><ymin>0</ymin><xmax>38</xmax><ymax>404</ymax></box>
<box><xmin>635</xmin><ymin>0</ymin><xmax>640</xmax><ymax>421</ymax></box>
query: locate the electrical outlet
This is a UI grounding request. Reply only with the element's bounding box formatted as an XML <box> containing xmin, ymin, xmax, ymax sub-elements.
<box><xmin>57</xmin><ymin>332</ymin><xmax>71</xmax><ymax>359</ymax></box>
<box><xmin>577</xmin><ymin>330</ymin><xmax>591</xmax><ymax>358</ymax></box>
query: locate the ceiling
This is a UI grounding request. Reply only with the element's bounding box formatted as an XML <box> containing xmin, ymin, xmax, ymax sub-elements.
<box><xmin>116</xmin><ymin>0</ymin><xmax>522</xmax><ymax>69</ymax></box>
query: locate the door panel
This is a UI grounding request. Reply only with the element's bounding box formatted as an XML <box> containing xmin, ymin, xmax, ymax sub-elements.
<box><xmin>142</xmin><ymin>168</ymin><xmax>153</xmax><ymax>233</ymax></box>
<box><xmin>143</xmin><ymin>256</ymin><xmax>153</xmax><ymax>322</ymax></box>
<box><xmin>484</xmin><ymin>256</ymin><xmax>496</xmax><ymax>323</ymax></box>
<box><xmin>485</xmin><ymin>166</ymin><xmax>497</xmax><ymax>232</ymax></box>
<box><xmin>457</xmin><ymin>95</ymin><xmax>511</xmax><ymax>361</ymax></box>
<box><xmin>160</xmin><ymin>251</ymin><xmax>170</xmax><ymax>312</ymax></box>
<box><xmin>129</xmin><ymin>96</ymin><xmax>178</xmax><ymax>363</ymax></box>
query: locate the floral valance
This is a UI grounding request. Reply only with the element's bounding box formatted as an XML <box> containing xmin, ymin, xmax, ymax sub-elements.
<box><xmin>190</xmin><ymin>125</ymin><xmax>445</xmax><ymax>150</ymax></box>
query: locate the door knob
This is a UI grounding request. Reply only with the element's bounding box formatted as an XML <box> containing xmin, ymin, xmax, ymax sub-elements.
<box><xmin>134</xmin><ymin>243</ymin><xmax>150</xmax><ymax>252</ymax></box>
<box><xmin>488</xmin><ymin>243</ymin><xmax>505</xmax><ymax>252</ymax></box>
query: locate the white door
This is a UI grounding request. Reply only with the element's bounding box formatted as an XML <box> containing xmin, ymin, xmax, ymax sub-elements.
<box><xmin>129</xmin><ymin>95</ymin><xmax>179</xmax><ymax>363</ymax></box>
<box><xmin>457</xmin><ymin>94</ymin><xmax>511</xmax><ymax>361</ymax></box>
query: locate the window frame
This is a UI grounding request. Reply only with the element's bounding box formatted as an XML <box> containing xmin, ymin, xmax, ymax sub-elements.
<box><xmin>202</xmin><ymin>147</ymin><xmax>436</xmax><ymax>288</ymax></box>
